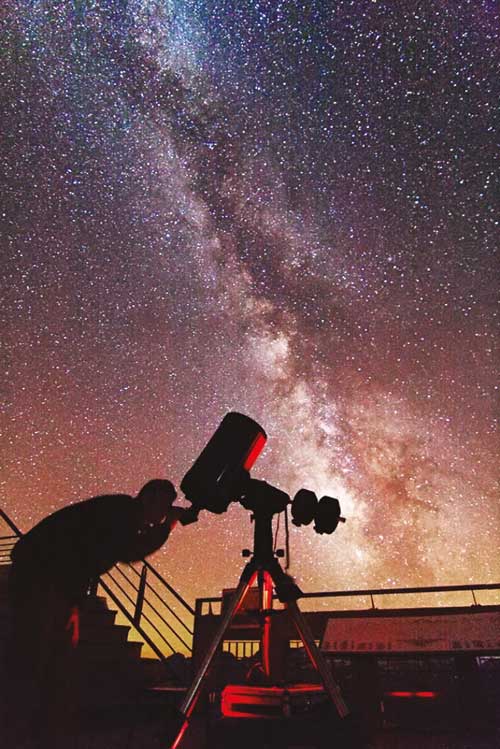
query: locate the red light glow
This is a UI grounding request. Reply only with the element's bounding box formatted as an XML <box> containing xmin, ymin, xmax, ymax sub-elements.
<box><xmin>386</xmin><ymin>691</ymin><xmax>438</xmax><ymax>699</ymax></box>
<box><xmin>261</xmin><ymin>572</ymin><xmax>273</xmax><ymax>676</ymax></box>
<box><xmin>221</xmin><ymin>684</ymin><xmax>324</xmax><ymax>719</ymax></box>
<box><xmin>243</xmin><ymin>432</ymin><xmax>267</xmax><ymax>470</ymax></box>
<box><xmin>388</xmin><ymin>691</ymin><xmax>412</xmax><ymax>698</ymax></box>
<box><xmin>66</xmin><ymin>606</ymin><xmax>80</xmax><ymax>648</ymax></box>
<box><xmin>234</xmin><ymin>573</ymin><xmax>258</xmax><ymax>614</ymax></box>
<box><xmin>415</xmin><ymin>691</ymin><xmax>438</xmax><ymax>698</ymax></box>
<box><xmin>171</xmin><ymin>719</ymin><xmax>189</xmax><ymax>749</ymax></box>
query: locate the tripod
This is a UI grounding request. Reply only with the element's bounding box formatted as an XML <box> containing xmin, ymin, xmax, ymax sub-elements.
<box><xmin>168</xmin><ymin>505</ymin><xmax>349</xmax><ymax>749</ymax></box>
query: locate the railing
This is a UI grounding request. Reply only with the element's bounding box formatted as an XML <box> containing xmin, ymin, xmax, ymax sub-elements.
<box><xmin>0</xmin><ymin>508</ymin><xmax>22</xmax><ymax>564</ymax></box>
<box><xmin>0</xmin><ymin>508</ymin><xmax>195</xmax><ymax>666</ymax></box>
<box><xmin>196</xmin><ymin>582</ymin><xmax>500</xmax><ymax>616</ymax></box>
<box><xmin>98</xmin><ymin>560</ymin><xmax>194</xmax><ymax>660</ymax></box>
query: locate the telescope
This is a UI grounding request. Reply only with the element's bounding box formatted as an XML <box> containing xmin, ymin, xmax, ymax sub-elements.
<box><xmin>167</xmin><ymin>412</ymin><xmax>349</xmax><ymax>749</ymax></box>
<box><xmin>179</xmin><ymin>411</ymin><xmax>345</xmax><ymax>533</ymax></box>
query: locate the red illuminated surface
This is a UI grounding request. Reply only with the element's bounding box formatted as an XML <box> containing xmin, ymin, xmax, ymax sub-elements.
<box><xmin>243</xmin><ymin>432</ymin><xmax>267</xmax><ymax>470</ymax></box>
<box><xmin>236</xmin><ymin>573</ymin><xmax>258</xmax><ymax>613</ymax></box>
<box><xmin>387</xmin><ymin>691</ymin><xmax>438</xmax><ymax>699</ymax></box>
<box><xmin>66</xmin><ymin>605</ymin><xmax>80</xmax><ymax>648</ymax></box>
<box><xmin>221</xmin><ymin>684</ymin><xmax>324</xmax><ymax>719</ymax></box>
<box><xmin>171</xmin><ymin>576</ymin><xmax>260</xmax><ymax>745</ymax></box>
<box><xmin>262</xmin><ymin>575</ymin><xmax>272</xmax><ymax>610</ymax></box>
<box><xmin>261</xmin><ymin>572</ymin><xmax>273</xmax><ymax>676</ymax></box>
<box><xmin>170</xmin><ymin>720</ymin><xmax>189</xmax><ymax>749</ymax></box>
<box><xmin>415</xmin><ymin>691</ymin><xmax>438</xmax><ymax>698</ymax></box>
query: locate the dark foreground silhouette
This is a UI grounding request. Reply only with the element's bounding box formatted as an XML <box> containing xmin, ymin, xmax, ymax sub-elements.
<box><xmin>3</xmin><ymin>479</ymin><xmax>179</xmax><ymax>749</ymax></box>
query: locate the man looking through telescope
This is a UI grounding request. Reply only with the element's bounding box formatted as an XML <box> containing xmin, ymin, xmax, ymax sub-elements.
<box><xmin>5</xmin><ymin>478</ymin><xmax>184</xmax><ymax>748</ymax></box>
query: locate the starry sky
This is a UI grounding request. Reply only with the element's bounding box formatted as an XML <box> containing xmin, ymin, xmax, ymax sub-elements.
<box><xmin>1</xmin><ymin>1</ymin><xmax>499</xmax><ymax>605</ymax></box>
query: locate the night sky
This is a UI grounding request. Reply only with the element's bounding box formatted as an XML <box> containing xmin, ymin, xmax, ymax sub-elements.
<box><xmin>1</xmin><ymin>1</ymin><xmax>498</xmax><ymax>604</ymax></box>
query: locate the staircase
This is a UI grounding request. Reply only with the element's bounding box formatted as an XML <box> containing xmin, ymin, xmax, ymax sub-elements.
<box><xmin>0</xmin><ymin>569</ymin><xmax>139</xmax><ymax>704</ymax></box>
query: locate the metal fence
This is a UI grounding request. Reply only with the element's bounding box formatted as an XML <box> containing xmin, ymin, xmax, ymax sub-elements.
<box><xmin>196</xmin><ymin>582</ymin><xmax>500</xmax><ymax>617</ymax></box>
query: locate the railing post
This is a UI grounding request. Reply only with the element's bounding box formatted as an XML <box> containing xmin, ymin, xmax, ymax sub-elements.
<box><xmin>0</xmin><ymin>508</ymin><xmax>23</xmax><ymax>537</ymax></box>
<box><xmin>134</xmin><ymin>564</ymin><xmax>148</xmax><ymax>627</ymax></box>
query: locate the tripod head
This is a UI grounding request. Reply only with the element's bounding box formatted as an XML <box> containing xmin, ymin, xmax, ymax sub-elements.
<box><xmin>240</xmin><ymin>478</ymin><xmax>289</xmax><ymax>516</ymax></box>
<box><xmin>176</xmin><ymin>412</ymin><xmax>345</xmax><ymax>534</ymax></box>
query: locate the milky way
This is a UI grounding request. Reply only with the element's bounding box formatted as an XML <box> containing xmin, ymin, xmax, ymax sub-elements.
<box><xmin>1</xmin><ymin>1</ymin><xmax>498</xmax><ymax>603</ymax></box>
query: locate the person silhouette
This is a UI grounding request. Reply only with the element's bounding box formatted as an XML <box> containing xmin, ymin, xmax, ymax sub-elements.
<box><xmin>5</xmin><ymin>479</ymin><xmax>181</xmax><ymax>748</ymax></box>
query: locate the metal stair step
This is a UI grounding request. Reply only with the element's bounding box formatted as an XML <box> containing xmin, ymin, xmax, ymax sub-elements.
<box><xmin>83</xmin><ymin>595</ymin><xmax>112</xmax><ymax>611</ymax></box>
<box><xmin>79</xmin><ymin>623</ymin><xmax>132</xmax><ymax>644</ymax></box>
<box><xmin>80</xmin><ymin>608</ymin><xmax>118</xmax><ymax>627</ymax></box>
<box><xmin>77</xmin><ymin>639</ymin><xmax>143</xmax><ymax>660</ymax></box>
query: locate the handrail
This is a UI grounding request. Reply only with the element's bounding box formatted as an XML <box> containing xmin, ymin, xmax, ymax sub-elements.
<box><xmin>98</xmin><ymin>577</ymin><xmax>173</xmax><ymax>664</ymax></box>
<box><xmin>105</xmin><ymin>565</ymin><xmax>193</xmax><ymax>653</ymax></box>
<box><xmin>135</xmin><ymin>583</ymin><xmax>193</xmax><ymax>646</ymax></box>
<box><xmin>104</xmin><ymin>568</ymin><xmax>138</xmax><ymax>609</ymax></box>
<box><xmin>134</xmin><ymin>608</ymin><xmax>179</xmax><ymax>653</ymax></box>
<box><xmin>0</xmin><ymin>510</ymin><xmax>22</xmax><ymax>565</ymax></box>
<box><xmin>143</xmin><ymin>559</ymin><xmax>195</xmax><ymax>616</ymax></box>
<box><xmin>196</xmin><ymin>582</ymin><xmax>500</xmax><ymax>613</ymax></box>
<box><xmin>0</xmin><ymin>508</ymin><xmax>23</xmax><ymax>537</ymax></box>
<box><xmin>125</xmin><ymin>563</ymin><xmax>194</xmax><ymax>636</ymax></box>
<box><xmin>100</xmin><ymin>560</ymin><xmax>194</xmax><ymax>657</ymax></box>
<box><xmin>298</xmin><ymin>582</ymin><xmax>500</xmax><ymax>598</ymax></box>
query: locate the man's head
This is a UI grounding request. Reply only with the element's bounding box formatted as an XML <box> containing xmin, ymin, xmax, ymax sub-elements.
<box><xmin>137</xmin><ymin>479</ymin><xmax>177</xmax><ymax>526</ymax></box>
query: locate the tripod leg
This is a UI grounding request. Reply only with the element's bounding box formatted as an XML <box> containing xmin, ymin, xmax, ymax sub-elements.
<box><xmin>259</xmin><ymin>571</ymin><xmax>273</xmax><ymax>678</ymax></box>
<box><xmin>169</xmin><ymin>567</ymin><xmax>258</xmax><ymax>749</ymax></box>
<box><xmin>286</xmin><ymin>600</ymin><xmax>350</xmax><ymax>719</ymax></box>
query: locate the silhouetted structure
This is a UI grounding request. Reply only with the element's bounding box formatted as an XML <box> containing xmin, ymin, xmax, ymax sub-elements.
<box><xmin>4</xmin><ymin>479</ymin><xmax>178</xmax><ymax>749</ymax></box>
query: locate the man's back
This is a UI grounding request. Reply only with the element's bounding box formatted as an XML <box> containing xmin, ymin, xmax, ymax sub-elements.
<box><xmin>11</xmin><ymin>494</ymin><xmax>140</xmax><ymax>601</ymax></box>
